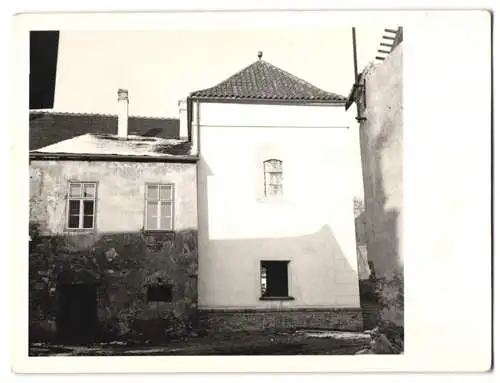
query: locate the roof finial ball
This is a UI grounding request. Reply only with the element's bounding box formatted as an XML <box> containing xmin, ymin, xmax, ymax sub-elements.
<box><xmin>257</xmin><ymin>51</ymin><xmax>263</xmax><ymax>60</ymax></box>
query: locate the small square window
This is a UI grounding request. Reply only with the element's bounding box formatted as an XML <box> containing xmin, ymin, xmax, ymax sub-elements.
<box><xmin>147</xmin><ymin>284</ymin><xmax>173</xmax><ymax>302</ymax></box>
<box><xmin>260</xmin><ymin>261</ymin><xmax>290</xmax><ymax>298</ymax></box>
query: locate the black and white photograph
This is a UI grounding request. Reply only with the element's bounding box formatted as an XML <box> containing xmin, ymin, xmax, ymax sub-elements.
<box><xmin>10</xmin><ymin>8</ymin><xmax>491</xmax><ymax>374</ymax></box>
<box><xmin>27</xmin><ymin>24</ymin><xmax>404</xmax><ymax>357</ymax></box>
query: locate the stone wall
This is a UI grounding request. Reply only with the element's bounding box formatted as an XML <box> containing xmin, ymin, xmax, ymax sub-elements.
<box><xmin>358</xmin><ymin>42</ymin><xmax>403</xmax><ymax>330</ymax></box>
<box><xmin>199</xmin><ymin>309</ymin><xmax>363</xmax><ymax>333</ymax></box>
<box><xmin>29</xmin><ymin>227</ymin><xmax>198</xmax><ymax>341</ymax></box>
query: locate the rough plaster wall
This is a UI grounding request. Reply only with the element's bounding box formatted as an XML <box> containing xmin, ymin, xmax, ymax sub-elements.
<box><xmin>29</xmin><ymin>160</ymin><xmax>198</xmax><ymax>339</ymax></box>
<box><xmin>359</xmin><ymin>43</ymin><xmax>403</xmax><ymax>326</ymax></box>
<box><xmin>29</xmin><ymin>161</ymin><xmax>197</xmax><ymax>235</ymax></box>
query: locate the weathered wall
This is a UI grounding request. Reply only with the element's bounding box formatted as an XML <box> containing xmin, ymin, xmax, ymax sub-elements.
<box><xmin>358</xmin><ymin>43</ymin><xmax>403</xmax><ymax>327</ymax></box>
<box><xmin>197</xmin><ymin>103</ymin><xmax>361</xmax><ymax>313</ymax></box>
<box><xmin>29</xmin><ymin>160</ymin><xmax>198</xmax><ymax>340</ymax></box>
<box><xmin>30</xmin><ymin>161</ymin><xmax>197</xmax><ymax>234</ymax></box>
<box><xmin>199</xmin><ymin>308</ymin><xmax>363</xmax><ymax>333</ymax></box>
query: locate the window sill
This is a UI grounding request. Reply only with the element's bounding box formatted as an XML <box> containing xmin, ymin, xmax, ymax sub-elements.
<box><xmin>259</xmin><ymin>296</ymin><xmax>295</xmax><ymax>301</ymax></box>
<box><xmin>143</xmin><ymin>230</ymin><xmax>175</xmax><ymax>234</ymax></box>
<box><xmin>142</xmin><ymin>230</ymin><xmax>176</xmax><ymax>240</ymax></box>
<box><xmin>64</xmin><ymin>228</ymin><xmax>96</xmax><ymax>234</ymax></box>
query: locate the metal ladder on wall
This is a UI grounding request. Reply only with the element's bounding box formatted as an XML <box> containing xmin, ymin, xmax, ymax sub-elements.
<box><xmin>375</xmin><ymin>27</ymin><xmax>403</xmax><ymax>62</ymax></box>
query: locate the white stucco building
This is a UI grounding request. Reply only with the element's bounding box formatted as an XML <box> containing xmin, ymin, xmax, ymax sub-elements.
<box><xmin>189</xmin><ymin>54</ymin><xmax>363</xmax><ymax>331</ymax></box>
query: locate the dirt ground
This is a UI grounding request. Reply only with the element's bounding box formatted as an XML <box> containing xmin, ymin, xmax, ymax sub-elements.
<box><xmin>29</xmin><ymin>330</ymin><xmax>372</xmax><ymax>356</ymax></box>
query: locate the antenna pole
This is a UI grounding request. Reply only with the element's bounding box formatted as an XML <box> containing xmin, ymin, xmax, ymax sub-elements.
<box><xmin>352</xmin><ymin>27</ymin><xmax>359</xmax><ymax>80</ymax></box>
<box><xmin>351</xmin><ymin>27</ymin><xmax>365</xmax><ymax>122</ymax></box>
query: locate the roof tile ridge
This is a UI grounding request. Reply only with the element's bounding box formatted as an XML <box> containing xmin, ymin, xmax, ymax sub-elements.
<box><xmin>190</xmin><ymin>60</ymin><xmax>261</xmax><ymax>96</ymax></box>
<box><xmin>261</xmin><ymin>60</ymin><xmax>346</xmax><ymax>99</ymax></box>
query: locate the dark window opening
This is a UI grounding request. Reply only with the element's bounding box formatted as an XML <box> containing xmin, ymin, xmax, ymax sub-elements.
<box><xmin>260</xmin><ymin>261</ymin><xmax>290</xmax><ymax>298</ymax></box>
<box><xmin>147</xmin><ymin>284</ymin><xmax>173</xmax><ymax>302</ymax></box>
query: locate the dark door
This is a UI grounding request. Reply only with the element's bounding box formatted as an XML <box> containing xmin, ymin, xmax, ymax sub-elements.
<box><xmin>57</xmin><ymin>283</ymin><xmax>98</xmax><ymax>342</ymax></box>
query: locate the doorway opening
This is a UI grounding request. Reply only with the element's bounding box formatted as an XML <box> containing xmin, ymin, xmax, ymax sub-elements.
<box><xmin>56</xmin><ymin>283</ymin><xmax>98</xmax><ymax>342</ymax></box>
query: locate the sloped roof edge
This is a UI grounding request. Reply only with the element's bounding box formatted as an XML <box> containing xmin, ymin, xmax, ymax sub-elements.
<box><xmin>190</xmin><ymin>59</ymin><xmax>347</xmax><ymax>104</ymax></box>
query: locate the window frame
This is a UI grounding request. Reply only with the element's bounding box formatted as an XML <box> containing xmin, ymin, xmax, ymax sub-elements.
<box><xmin>65</xmin><ymin>182</ymin><xmax>98</xmax><ymax>231</ymax></box>
<box><xmin>263</xmin><ymin>159</ymin><xmax>284</xmax><ymax>197</ymax></box>
<box><xmin>144</xmin><ymin>183</ymin><xmax>175</xmax><ymax>232</ymax></box>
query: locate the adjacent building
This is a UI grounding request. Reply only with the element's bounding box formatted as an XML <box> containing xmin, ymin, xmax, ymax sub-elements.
<box><xmin>29</xmin><ymin>90</ymin><xmax>198</xmax><ymax>341</ymax></box>
<box><xmin>347</xmin><ymin>28</ymin><xmax>403</xmax><ymax>330</ymax></box>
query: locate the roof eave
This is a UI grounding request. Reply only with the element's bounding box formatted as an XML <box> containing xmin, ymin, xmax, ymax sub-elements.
<box><xmin>188</xmin><ymin>96</ymin><xmax>346</xmax><ymax>106</ymax></box>
<box><xmin>29</xmin><ymin>151</ymin><xmax>199</xmax><ymax>163</ymax></box>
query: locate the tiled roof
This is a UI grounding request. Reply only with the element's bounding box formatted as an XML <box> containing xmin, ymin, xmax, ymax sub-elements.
<box><xmin>29</xmin><ymin>111</ymin><xmax>180</xmax><ymax>150</ymax></box>
<box><xmin>190</xmin><ymin>59</ymin><xmax>346</xmax><ymax>103</ymax></box>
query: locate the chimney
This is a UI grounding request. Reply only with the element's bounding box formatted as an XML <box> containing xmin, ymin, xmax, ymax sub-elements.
<box><xmin>190</xmin><ymin>98</ymin><xmax>199</xmax><ymax>156</ymax></box>
<box><xmin>117</xmin><ymin>89</ymin><xmax>129</xmax><ymax>138</ymax></box>
<box><xmin>178</xmin><ymin>98</ymin><xmax>188</xmax><ymax>140</ymax></box>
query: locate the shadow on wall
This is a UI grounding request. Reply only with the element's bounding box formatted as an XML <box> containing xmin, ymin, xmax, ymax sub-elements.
<box><xmin>197</xmin><ymin>155</ymin><xmax>359</xmax><ymax>310</ymax></box>
<box><xmin>28</xmin><ymin>223</ymin><xmax>198</xmax><ymax>343</ymax></box>
<box><xmin>358</xmin><ymin>43</ymin><xmax>403</xmax><ymax>340</ymax></box>
<box><xmin>371</xmin><ymin>121</ymin><xmax>402</xmax><ymax>278</ymax></box>
<box><xmin>365</xmin><ymin>131</ymin><xmax>403</xmax><ymax>343</ymax></box>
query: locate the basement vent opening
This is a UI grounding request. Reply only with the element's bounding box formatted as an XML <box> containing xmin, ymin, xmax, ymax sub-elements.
<box><xmin>146</xmin><ymin>284</ymin><xmax>173</xmax><ymax>302</ymax></box>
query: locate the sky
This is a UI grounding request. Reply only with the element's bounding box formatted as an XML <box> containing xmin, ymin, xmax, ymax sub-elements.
<box><xmin>48</xmin><ymin>27</ymin><xmax>390</xmax><ymax>199</ymax></box>
<box><xmin>52</xmin><ymin>27</ymin><xmax>387</xmax><ymax>117</ymax></box>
